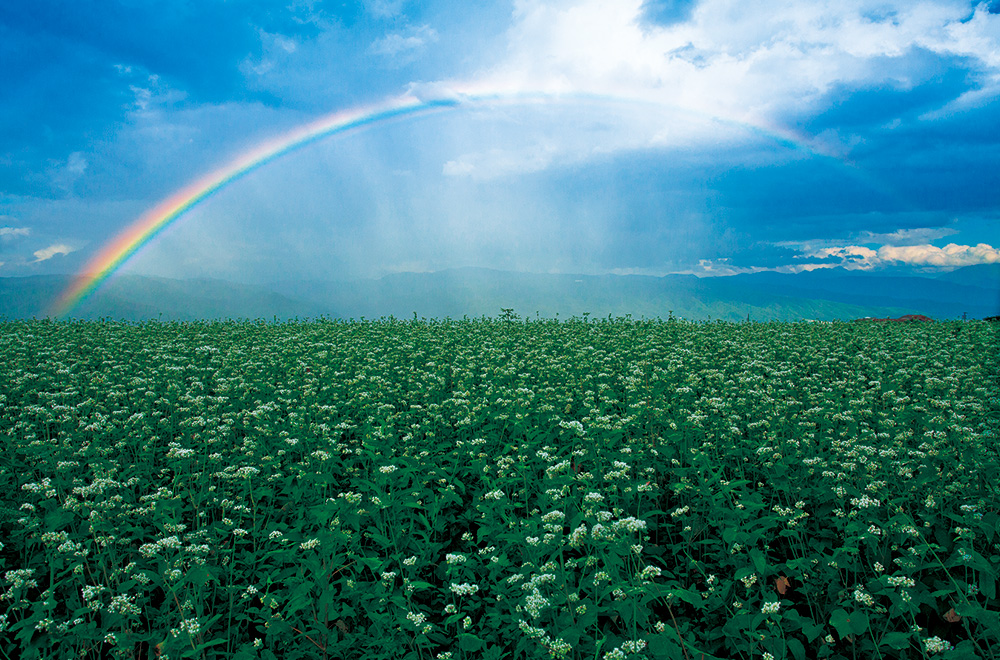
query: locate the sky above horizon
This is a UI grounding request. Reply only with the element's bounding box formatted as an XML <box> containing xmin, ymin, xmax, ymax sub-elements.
<box><xmin>2</xmin><ymin>0</ymin><xmax>999</xmax><ymax>284</ymax></box>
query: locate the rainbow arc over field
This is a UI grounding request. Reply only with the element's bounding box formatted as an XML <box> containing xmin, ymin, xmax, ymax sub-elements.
<box><xmin>49</xmin><ymin>87</ymin><xmax>896</xmax><ymax>318</ymax></box>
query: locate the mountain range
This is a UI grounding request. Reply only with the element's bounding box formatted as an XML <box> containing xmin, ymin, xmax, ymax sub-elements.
<box><xmin>1</xmin><ymin>264</ymin><xmax>997</xmax><ymax>322</ymax></box>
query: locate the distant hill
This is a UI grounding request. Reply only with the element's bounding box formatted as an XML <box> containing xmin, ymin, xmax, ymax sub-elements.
<box><xmin>2</xmin><ymin>265</ymin><xmax>997</xmax><ymax>322</ymax></box>
<box><xmin>271</xmin><ymin>268</ymin><xmax>918</xmax><ymax>321</ymax></box>
<box><xmin>932</xmin><ymin>263</ymin><xmax>1000</xmax><ymax>289</ymax></box>
<box><xmin>729</xmin><ymin>265</ymin><xmax>999</xmax><ymax>320</ymax></box>
<box><xmin>0</xmin><ymin>274</ymin><xmax>323</xmax><ymax>321</ymax></box>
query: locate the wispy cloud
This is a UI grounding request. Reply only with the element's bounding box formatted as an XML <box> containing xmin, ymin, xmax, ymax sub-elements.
<box><xmin>371</xmin><ymin>24</ymin><xmax>438</xmax><ymax>59</ymax></box>
<box><xmin>853</xmin><ymin>227</ymin><xmax>960</xmax><ymax>245</ymax></box>
<box><xmin>48</xmin><ymin>152</ymin><xmax>88</xmax><ymax>193</ymax></box>
<box><xmin>443</xmin><ymin>145</ymin><xmax>557</xmax><ymax>179</ymax></box>
<box><xmin>363</xmin><ymin>0</ymin><xmax>409</xmax><ymax>19</ymax></box>
<box><xmin>33</xmin><ymin>244</ymin><xmax>77</xmax><ymax>263</ymax></box>
<box><xmin>241</xmin><ymin>30</ymin><xmax>300</xmax><ymax>76</ymax></box>
<box><xmin>772</xmin><ymin>226</ymin><xmax>962</xmax><ymax>254</ymax></box>
<box><xmin>0</xmin><ymin>227</ymin><xmax>31</xmax><ymax>242</ymax></box>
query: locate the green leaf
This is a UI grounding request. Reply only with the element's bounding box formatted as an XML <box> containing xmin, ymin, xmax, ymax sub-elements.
<box><xmin>880</xmin><ymin>631</ymin><xmax>913</xmax><ymax>650</ymax></box>
<box><xmin>830</xmin><ymin>609</ymin><xmax>869</xmax><ymax>637</ymax></box>
<box><xmin>182</xmin><ymin>638</ymin><xmax>228</xmax><ymax>658</ymax></box>
<box><xmin>786</xmin><ymin>638</ymin><xmax>806</xmax><ymax>660</ymax></box>
<box><xmin>186</xmin><ymin>563</ymin><xmax>216</xmax><ymax>589</ymax></box>
<box><xmin>981</xmin><ymin>572</ymin><xmax>997</xmax><ymax>600</ymax></box>
<box><xmin>458</xmin><ymin>634</ymin><xmax>485</xmax><ymax>652</ymax></box>
<box><xmin>647</xmin><ymin>633</ymin><xmax>682</xmax><ymax>657</ymax></box>
<box><xmin>955</xmin><ymin>603</ymin><xmax>1000</xmax><ymax>638</ymax></box>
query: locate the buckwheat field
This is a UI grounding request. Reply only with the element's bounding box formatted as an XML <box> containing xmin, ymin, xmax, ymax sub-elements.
<box><xmin>1</xmin><ymin>317</ymin><xmax>997</xmax><ymax>660</ymax></box>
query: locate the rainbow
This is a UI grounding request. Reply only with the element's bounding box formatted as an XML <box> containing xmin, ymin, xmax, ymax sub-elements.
<box><xmin>49</xmin><ymin>89</ymin><xmax>900</xmax><ymax>317</ymax></box>
<box><xmin>50</xmin><ymin>93</ymin><xmax>471</xmax><ymax>317</ymax></box>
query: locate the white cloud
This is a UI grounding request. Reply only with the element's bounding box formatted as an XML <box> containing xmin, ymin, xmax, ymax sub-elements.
<box><xmin>371</xmin><ymin>24</ymin><xmax>438</xmax><ymax>58</ymax></box>
<box><xmin>797</xmin><ymin>241</ymin><xmax>1000</xmax><ymax>269</ymax></box>
<box><xmin>693</xmin><ymin>239</ymin><xmax>1000</xmax><ymax>276</ymax></box>
<box><xmin>680</xmin><ymin>258</ymin><xmax>839</xmax><ymax>277</ymax></box>
<box><xmin>878</xmin><ymin>242</ymin><xmax>1000</xmax><ymax>266</ymax></box>
<box><xmin>33</xmin><ymin>244</ymin><xmax>77</xmax><ymax>263</ymax></box>
<box><xmin>418</xmin><ymin>1</ymin><xmax>1000</xmax><ymax>180</ymax></box>
<box><xmin>804</xmin><ymin>245</ymin><xmax>879</xmax><ymax>267</ymax></box>
<box><xmin>461</xmin><ymin>0</ymin><xmax>1000</xmax><ymax>155</ymax></box>
<box><xmin>0</xmin><ymin>226</ymin><xmax>31</xmax><ymax>242</ymax></box>
<box><xmin>687</xmin><ymin>258</ymin><xmax>771</xmax><ymax>277</ymax></box>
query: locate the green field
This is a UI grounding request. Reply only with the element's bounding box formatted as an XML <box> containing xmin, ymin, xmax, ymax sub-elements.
<box><xmin>1</xmin><ymin>318</ymin><xmax>998</xmax><ymax>659</ymax></box>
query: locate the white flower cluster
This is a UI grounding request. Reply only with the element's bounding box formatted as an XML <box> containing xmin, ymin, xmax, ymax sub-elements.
<box><xmin>546</xmin><ymin>460</ymin><xmax>571</xmax><ymax>478</ymax></box>
<box><xmin>541</xmin><ymin>510</ymin><xmax>565</xmax><ymax>523</ymax></box>
<box><xmin>518</xmin><ymin>620</ymin><xmax>572</xmax><ymax>659</ymax></box>
<box><xmin>108</xmin><ymin>594</ymin><xmax>141</xmax><ymax>616</ymax></box>
<box><xmin>761</xmin><ymin>600</ymin><xmax>781</xmax><ymax>614</ymax></box>
<box><xmin>924</xmin><ymin>636</ymin><xmax>953</xmax><ymax>654</ymax></box>
<box><xmin>406</xmin><ymin>610</ymin><xmax>431</xmax><ymax>633</ymax></box>
<box><xmin>170</xmin><ymin>618</ymin><xmax>201</xmax><ymax>638</ymax></box>
<box><xmin>850</xmin><ymin>495</ymin><xmax>882</xmax><ymax>509</ymax></box>
<box><xmin>524</xmin><ymin>588</ymin><xmax>549</xmax><ymax>618</ymax></box>
<box><xmin>638</xmin><ymin>565</ymin><xmax>662</xmax><ymax>581</ymax></box>
<box><xmin>138</xmin><ymin>535</ymin><xmax>182</xmax><ymax>558</ymax></box>
<box><xmin>450</xmin><ymin>582</ymin><xmax>479</xmax><ymax>596</ymax></box>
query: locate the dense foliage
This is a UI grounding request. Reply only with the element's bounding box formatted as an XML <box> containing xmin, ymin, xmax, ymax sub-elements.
<box><xmin>0</xmin><ymin>317</ymin><xmax>998</xmax><ymax>660</ymax></box>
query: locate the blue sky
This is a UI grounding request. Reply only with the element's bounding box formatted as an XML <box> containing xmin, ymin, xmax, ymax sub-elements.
<box><xmin>1</xmin><ymin>0</ymin><xmax>998</xmax><ymax>282</ymax></box>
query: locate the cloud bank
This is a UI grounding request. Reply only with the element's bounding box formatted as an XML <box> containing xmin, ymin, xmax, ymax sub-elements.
<box><xmin>799</xmin><ymin>241</ymin><xmax>1000</xmax><ymax>270</ymax></box>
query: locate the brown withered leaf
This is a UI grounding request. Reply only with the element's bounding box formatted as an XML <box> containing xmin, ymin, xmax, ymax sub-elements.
<box><xmin>775</xmin><ymin>576</ymin><xmax>791</xmax><ymax>595</ymax></box>
<box><xmin>944</xmin><ymin>608</ymin><xmax>961</xmax><ymax>623</ymax></box>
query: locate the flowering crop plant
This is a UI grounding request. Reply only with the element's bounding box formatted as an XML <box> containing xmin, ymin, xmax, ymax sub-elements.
<box><xmin>0</xmin><ymin>316</ymin><xmax>997</xmax><ymax>660</ymax></box>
